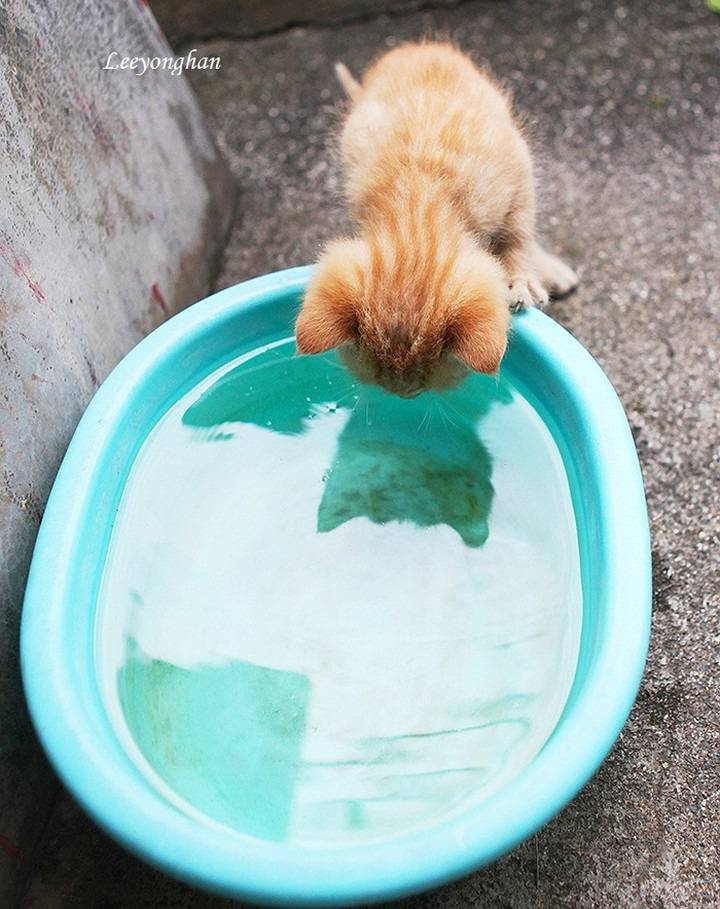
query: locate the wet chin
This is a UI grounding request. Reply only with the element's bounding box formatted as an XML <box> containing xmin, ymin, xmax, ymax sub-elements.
<box><xmin>340</xmin><ymin>345</ymin><xmax>420</xmax><ymax>396</ymax></box>
<box><xmin>340</xmin><ymin>345</ymin><xmax>468</xmax><ymax>397</ymax></box>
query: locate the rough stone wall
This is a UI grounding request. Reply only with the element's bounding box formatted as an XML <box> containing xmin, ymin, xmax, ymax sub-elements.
<box><xmin>0</xmin><ymin>0</ymin><xmax>233</xmax><ymax>901</ymax></box>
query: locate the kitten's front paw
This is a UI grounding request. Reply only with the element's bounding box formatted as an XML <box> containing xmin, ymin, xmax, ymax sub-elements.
<box><xmin>508</xmin><ymin>276</ymin><xmax>549</xmax><ymax>312</ymax></box>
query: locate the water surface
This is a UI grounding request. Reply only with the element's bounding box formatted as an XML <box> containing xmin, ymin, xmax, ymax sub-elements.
<box><xmin>96</xmin><ymin>339</ymin><xmax>582</xmax><ymax>845</ymax></box>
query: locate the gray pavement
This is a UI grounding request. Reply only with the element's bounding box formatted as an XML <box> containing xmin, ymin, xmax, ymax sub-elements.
<box><xmin>20</xmin><ymin>1</ymin><xmax>720</xmax><ymax>906</ymax></box>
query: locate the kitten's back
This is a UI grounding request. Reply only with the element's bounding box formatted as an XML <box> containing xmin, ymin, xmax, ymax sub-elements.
<box><xmin>340</xmin><ymin>43</ymin><xmax>530</xmax><ymax>230</ymax></box>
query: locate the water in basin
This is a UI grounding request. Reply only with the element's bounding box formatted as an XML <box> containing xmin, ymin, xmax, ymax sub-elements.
<box><xmin>95</xmin><ymin>338</ymin><xmax>582</xmax><ymax>845</ymax></box>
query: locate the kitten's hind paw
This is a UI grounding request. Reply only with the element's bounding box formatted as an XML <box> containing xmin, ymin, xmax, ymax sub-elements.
<box><xmin>509</xmin><ymin>276</ymin><xmax>549</xmax><ymax>312</ymax></box>
<box><xmin>545</xmin><ymin>259</ymin><xmax>579</xmax><ymax>298</ymax></box>
<box><xmin>532</xmin><ymin>247</ymin><xmax>579</xmax><ymax>298</ymax></box>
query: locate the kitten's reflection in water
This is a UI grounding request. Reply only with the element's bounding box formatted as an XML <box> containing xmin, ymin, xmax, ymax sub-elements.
<box><xmin>318</xmin><ymin>390</ymin><xmax>495</xmax><ymax>547</ymax></box>
<box><xmin>181</xmin><ymin>345</ymin><xmax>509</xmax><ymax>546</ymax></box>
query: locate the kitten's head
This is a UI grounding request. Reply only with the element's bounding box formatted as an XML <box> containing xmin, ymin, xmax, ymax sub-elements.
<box><xmin>295</xmin><ymin>236</ymin><xmax>510</xmax><ymax>397</ymax></box>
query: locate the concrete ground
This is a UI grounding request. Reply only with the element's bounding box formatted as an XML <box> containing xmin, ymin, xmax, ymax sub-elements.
<box><xmin>19</xmin><ymin>1</ymin><xmax>720</xmax><ymax>906</ymax></box>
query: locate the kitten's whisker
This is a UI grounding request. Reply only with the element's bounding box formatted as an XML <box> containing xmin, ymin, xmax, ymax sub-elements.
<box><xmin>432</xmin><ymin>399</ymin><xmax>442</xmax><ymax>436</ymax></box>
<box><xmin>438</xmin><ymin>402</ymin><xmax>450</xmax><ymax>434</ymax></box>
<box><xmin>445</xmin><ymin>411</ymin><xmax>460</xmax><ymax>431</ymax></box>
<box><xmin>419</xmin><ymin>399</ymin><xmax>434</xmax><ymax>437</ymax></box>
<box><xmin>319</xmin><ymin>355</ymin><xmax>348</xmax><ymax>372</ymax></box>
<box><xmin>332</xmin><ymin>387</ymin><xmax>360</xmax><ymax>406</ymax></box>
<box><xmin>436</xmin><ymin>398</ymin><xmax>461</xmax><ymax>434</ymax></box>
<box><xmin>439</xmin><ymin>396</ymin><xmax>468</xmax><ymax>427</ymax></box>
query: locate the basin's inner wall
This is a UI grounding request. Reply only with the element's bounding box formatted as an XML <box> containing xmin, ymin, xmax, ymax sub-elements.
<box><xmin>93</xmin><ymin>319</ymin><xmax>583</xmax><ymax>846</ymax></box>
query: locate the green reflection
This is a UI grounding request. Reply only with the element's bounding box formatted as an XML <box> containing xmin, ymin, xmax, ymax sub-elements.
<box><xmin>118</xmin><ymin>638</ymin><xmax>310</xmax><ymax>840</ymax></box>
<box><xmin>181</xmin><ymin>343</ymin><xmax>510</xmax><ymax>547</ymax></box>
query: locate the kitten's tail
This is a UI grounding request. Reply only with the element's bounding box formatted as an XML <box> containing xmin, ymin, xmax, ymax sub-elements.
<box><xmin>334</xmin><ymin>61</ymin><xmax>361</xmax><ymax>99</ymax></box>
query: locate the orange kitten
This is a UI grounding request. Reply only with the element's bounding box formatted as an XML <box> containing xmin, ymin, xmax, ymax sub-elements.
<box><xmin>296</xmin><ymin>42</ymin><xmax>578</xmax><ymax>397</ymax></box>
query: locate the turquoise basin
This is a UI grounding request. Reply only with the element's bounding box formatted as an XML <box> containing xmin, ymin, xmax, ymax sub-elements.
<box><xmin>21</xmin><ymin>266</ymin><xmax>651</xmax><ymax>906</ymax></box>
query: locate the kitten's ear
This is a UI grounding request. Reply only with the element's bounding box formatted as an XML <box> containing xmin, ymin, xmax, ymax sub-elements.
<box><xmin>296</xmin><ymin>239</ymin><xmax>366</xmax><ymax>354</ymax></box>
<box><xmin>449</xmin><ymin>257</ymin><xmax>510</xmax><ymax>374</ymax></box>
<box><xmin>452</xmin><ymin>308</ymin><xmax>507</xmax><ymax>375</ymax></box>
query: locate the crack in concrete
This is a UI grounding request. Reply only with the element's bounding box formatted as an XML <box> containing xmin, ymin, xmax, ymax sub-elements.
<box><xmin>173</xmin><ymin>0</ymin><xmax>499</xmax><ymax>51</ymax></box>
